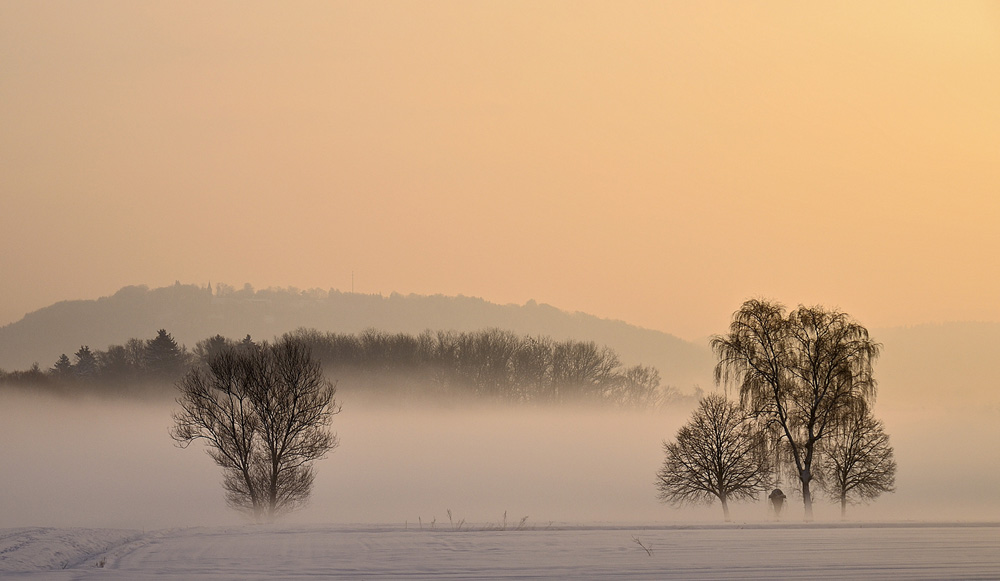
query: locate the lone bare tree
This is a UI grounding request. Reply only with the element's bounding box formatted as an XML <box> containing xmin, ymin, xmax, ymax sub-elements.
<box><xmin>820</xmin><ymin>405</ymin><xmax>896</xmax><ymax>518</ymax></box>
<box><xmin>170</xmin><ymin>337</ymin><xmax>340</xmax><ymax>522</ymax></box>
<box><xmin>655</xmin><ymin>394</ymin><xmax>771</xmax><ymax>521</ymax></box>
<box><xmin>712</xmin><ymin>300</ymin><xmax>881</xmax><ymax>520</ymax></box>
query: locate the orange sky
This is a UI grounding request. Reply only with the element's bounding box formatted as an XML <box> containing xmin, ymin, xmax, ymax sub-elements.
<box><xmin>2</xmin><ymin>1</ymin><xmax>999</xmax><ymax>340</ymax></box>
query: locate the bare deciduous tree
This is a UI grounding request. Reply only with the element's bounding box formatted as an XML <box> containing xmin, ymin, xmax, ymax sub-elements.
<box><xmin>615</xmin><ymin>364</ymin><xmax>662</xmax><ymax>408</ymax></box>
<box><xmin>656</xmin><ymin>394</ymin><xmax>771</xmax><ymax>521</ymax></box>
<box><xmin>712</xmin><ymin>300</ymin><xmax>881</xmax><ymax>520</ymax></box>
<box><xmin>820</xmin><ymin>406</ymin><xmax>896</xmax><ymax>518</ymax></box>
<box><xmin>170</xmin><ymin>337</ymin><xmax>340</xmax><ymax>522</ymax></box>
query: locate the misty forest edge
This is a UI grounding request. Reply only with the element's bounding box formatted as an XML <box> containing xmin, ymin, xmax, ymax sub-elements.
<box><xmin>2</xmin><ymin>326</ymin><xmax>688</xmax><ymax>407</ymax></box>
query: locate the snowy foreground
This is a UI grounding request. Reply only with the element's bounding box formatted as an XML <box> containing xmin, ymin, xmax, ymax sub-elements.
<box><xmin>2</xmin><ymin>522</ymin><xmax>998</xmax><ymax>580</ymax></box>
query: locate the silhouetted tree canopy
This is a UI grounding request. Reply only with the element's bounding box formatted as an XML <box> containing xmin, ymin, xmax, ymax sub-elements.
<box><xmin>712</xmin><ymin>299</ymin><xmax>883</xmax><ymax>520</ymax></box>
<box><xmin>73</xmin><ymin>346</ymin><xmax>98</xmax><ymax>381</ymax></box>
<box><xmin>50</xmin><ymin>354</ymin><xmax>73</xmax><ymax>379</ymax></box>
<box><xmin>0</xmin><ymin>330</ymin><xmax>191</xmax><ymax>395</ymax></box>
<box><xmin>171</xmin><ymin>337</ymin><xmax>339</xmax><ymax>522</ymax></box>
<box><xmin>819</xmin><ymin>404</ymin><xmax>897</xmax><ymax>518</ymax></box>
<box><xmin>656</xmin><ymin>394</ymin><xmax>771</xmax><ymax>521</ymax></box>
<box><xmin>145</xmin><ymin>329</ymin><xmax>187</xmax><ymax>379</ymax></box>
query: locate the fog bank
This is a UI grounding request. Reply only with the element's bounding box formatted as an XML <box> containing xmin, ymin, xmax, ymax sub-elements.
<box><xmin>1</xmin><ymin>390</ymin><xmax>996</xmax><ymax>530</ymax></box>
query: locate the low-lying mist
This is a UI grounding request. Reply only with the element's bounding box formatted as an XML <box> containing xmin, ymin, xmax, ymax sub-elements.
<box><xmin>1</xmin><ymin>387</ymin><xmax>997</xmax><ymax>530</ymax></box>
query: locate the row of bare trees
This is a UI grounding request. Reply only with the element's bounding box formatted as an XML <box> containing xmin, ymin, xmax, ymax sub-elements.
<box><xmin>3</xmin><ymin>327</ymin><xmax>675</xmax><ymax>407</ymax></box>
<box><xmin>277</xmin><ymin>328</ymin><xmax>673</xmax><ymax>406</ymax></box>
<box><xmin>656</xmin><ymin>300</ymin><xmax>896</xmax><ymax>520</ymax></box>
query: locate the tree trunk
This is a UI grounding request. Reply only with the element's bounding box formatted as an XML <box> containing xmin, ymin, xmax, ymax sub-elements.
<box><xmin>841</xmin><ymin>494</ymin><xmax>848</xmax><ymax>520</ymax></box>
<box><xmin>801</xmin><ymin>469</ymin><xmax>814</xmax><ymax>522</ymax></box>
<box><xmin>721</xmin><ymin>495</ymin><xmax>731</xmax><ymax>522</ymax></box>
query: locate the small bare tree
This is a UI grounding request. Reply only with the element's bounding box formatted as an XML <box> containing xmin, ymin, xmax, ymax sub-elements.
<box><xmin>656</xmin><ymin>394</ymin><xmax>770</xmax><ymax>521</ymax></box>
<box><xmin>171</xmin><ymin>337</ymin><xmax>340</xmax><ymax>522</ymax></box>
<box><xmin>820</xmin><ymin>406</ymin><xmax>896</xmax><ymax>518</ymax></box>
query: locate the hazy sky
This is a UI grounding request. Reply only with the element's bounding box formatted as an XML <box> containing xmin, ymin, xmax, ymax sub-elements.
<box><xmin>3</xmin><ymin>1</ymin><xmax>998</xmax><ymax>340</ymax></box>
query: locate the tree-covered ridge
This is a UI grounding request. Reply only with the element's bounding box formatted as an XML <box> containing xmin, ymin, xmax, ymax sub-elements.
<box><xmin>1</xmin><ymin>327</ymin><xmax>689</xmax><ymax>407</ymax></box>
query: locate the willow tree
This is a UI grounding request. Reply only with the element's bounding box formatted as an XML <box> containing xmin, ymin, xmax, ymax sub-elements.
<box><xmin>171</xmin><ymin>337</ymin><xmax>340</xmax><ymax>522</ymax></box>
<box><xmin>712</xmin><ymin>299</ymin><xmax>881</xmax><ymax>520</ymax></box>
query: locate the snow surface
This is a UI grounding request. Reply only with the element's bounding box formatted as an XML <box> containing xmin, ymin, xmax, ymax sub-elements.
<box><xmin>2</xmin><ymin>522</ymin><xmax>998</xmax><ymax>580</ymax></box>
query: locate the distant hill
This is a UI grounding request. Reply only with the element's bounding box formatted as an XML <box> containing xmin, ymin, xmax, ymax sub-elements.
<box><xmin>0</xmin><ymin>283</ymin><xmax>715</xmax><ymax>391</ymax></box>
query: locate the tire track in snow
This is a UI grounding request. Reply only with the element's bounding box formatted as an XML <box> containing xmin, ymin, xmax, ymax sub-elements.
<box><xmin>0</xmin><ymin>527</ymin><xmax>144</xmax><ymax>572</ymax></box>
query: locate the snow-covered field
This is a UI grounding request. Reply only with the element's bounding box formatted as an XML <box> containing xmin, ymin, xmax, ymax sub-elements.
<box><xmin>2</xmin><ymin>522</ymin><xmax>998</xmax><ymax>579</ymax></box>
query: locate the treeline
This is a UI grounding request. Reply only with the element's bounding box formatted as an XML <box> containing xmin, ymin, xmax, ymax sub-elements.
<box><xmin>278</xmin><ymin>328</ymin><xmax>680</xmax><ymax>406</ymax></box>
<box><xmin>0</xmin><ymin>329</ymin><xmax>191</xmax><ymax>395</ymax></box>
<box><xmin>0</xmin><ymin>327</ymin><xmax>688</xmax><ymax>407</ymax></box>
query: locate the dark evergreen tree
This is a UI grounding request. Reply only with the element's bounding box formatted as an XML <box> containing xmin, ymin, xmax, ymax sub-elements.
<box><xmin>51</xmin><ymin>354</ymin><xmax>73</xmax><ymax>379</ymax></box>
<box><xmin>73</xmin><ymin>346</ymin><xmax>98</xmax><ymax>380</ymax></box>
<box><xmin>145</xmin><ymin>329</ymin><xmax>186</xmax><ymax>380</ymax></box>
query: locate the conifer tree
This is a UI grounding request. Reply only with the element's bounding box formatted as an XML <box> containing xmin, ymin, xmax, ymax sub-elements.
<box><xmin>51</xmin><ymin>354</ymin><xmax>73</xmax><ymax>379</ymax></box>
<box><xmin>145</xmin><ymin>329</ymin><xmax>186</xmax><ymax>380</ymax></box>
<box><xmin>73</xmin><ymin>346</ymin><xmax>98</xmax><ymax>380</ymax></box>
